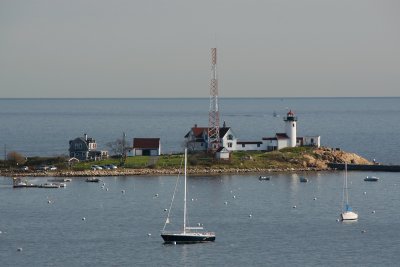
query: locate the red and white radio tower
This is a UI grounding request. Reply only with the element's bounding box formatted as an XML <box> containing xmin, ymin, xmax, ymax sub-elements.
<box><xmin>207</xmin><ymin>48</ymin><xmax>220</xmax><ymax>152</ymax></box>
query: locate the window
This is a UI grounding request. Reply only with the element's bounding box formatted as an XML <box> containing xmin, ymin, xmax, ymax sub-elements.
<box><xmin>227</xmin><ymin>134</ymin><xmax>233</xmax><ymax>140</ymax></box>
<box><xmin>228</xmin><ymin>143</ymin><xmax>232</xmax><ymax>148</ymax></box>
<box><xmin>257</xmin><ymin>144</ymin><xmax>260</xmax><ymax>147</ymax></box>
<box><xmin>242</xmin><ymin>144</ymin><xmax>245</xmax><ymax>148</ymax></box>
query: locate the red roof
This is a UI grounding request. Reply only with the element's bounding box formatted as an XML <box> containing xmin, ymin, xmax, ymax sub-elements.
<box><xmin>287</xmin><ymin>110</ymin><xmax>294</xmax><ymax>116</ymax></box>
<box><xmin>185</xmin><ymin>127</ymin><xmax>231</xmax><ymax>139</ymax></box>
<box><xmin>133</xmin><ymin>138</ymin><xmax>160</xmax><ymax>149</ymax></box>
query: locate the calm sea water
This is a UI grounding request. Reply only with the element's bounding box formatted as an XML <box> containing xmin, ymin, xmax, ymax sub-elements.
<box><xmin>1</xmin><ymin>98</ymin><xmax>400</xmax><ymax>266</ymax></box>
<box><xmin>1</xmin><ymin>172</ymin><xmax>400</xmax><ymax>266</ymax></box>
<box><xmin>0</xmin><ymin>97</ymin><xmax>399</xmax><ymax>164</ymax></box>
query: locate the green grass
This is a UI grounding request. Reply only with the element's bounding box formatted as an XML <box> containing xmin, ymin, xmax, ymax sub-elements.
<box><xmin>67</xmin><ymin>147</ymin><xmax>317</xmax><ymax>171</ymax></box>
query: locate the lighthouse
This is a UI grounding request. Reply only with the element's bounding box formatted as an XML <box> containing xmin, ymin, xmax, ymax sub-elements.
<box><xmin>284</xmin><ymin>110</ymin><xmax>297</xmax><ymax>147</ymax></box>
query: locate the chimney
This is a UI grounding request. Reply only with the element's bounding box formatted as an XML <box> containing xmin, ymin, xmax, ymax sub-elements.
<box><xmin>84</xmin><ymin>133</ymin><xmax>88</xmax><ymax>141</ymax></box>
<box><xmin>194</xmin><ymin>124</ymin><xmax>197</xmax><ymax>128</ymax></box>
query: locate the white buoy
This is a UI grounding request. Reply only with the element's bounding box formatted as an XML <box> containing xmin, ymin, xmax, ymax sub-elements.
<box><xmin>372</xmin><ymin>210</ymin><xmax>376</xmax><ymax>214</ymax></box>
<box><xmin>17</xmin><ymin>248</ymin><xmax>23</xmax><ymax>252</ymax></box>
<box><xmin>191</xmin><ymin>198</ymin><xmax>194</xmax><ymax>201</ymax></box>
<box><xmin>224</xmin><ymin>201</ymin><xmax>228</xmax><ymax>205</ymax></box>
<box><xmin>361</xmin><ymin>230</ymin><xmax>367</xmax><ymax>233</ymax></box>
<box><xmin>293</xmin><ymin>205</ymin><xmax>297</xmax><ymax>208</ymax></box>
<box><xmin>249</xmin><ymin>214</ymin><xmax>252</xmax><ymax>218</ymax></box>
<box><xmin>121</xmin><ymin>190</ymin><xmax>125</xmax><ymax>194</ymax></box>
<box><xmin>103</xmin><ymin>183</ymin><xmax>106</xmax><ymax>186</ymax></box>
<box><xmin>155</xmin><ymin>194</ymin><xmax>159</xmax><ymax>197</ymax></box>
<box><xmin>233</xmin><ymin>196</ymin><xmax>236</xmax><ymax>199</ymax></box>
<box><xmin>147</xmin><ymin>233</ymin><xmax>151</xmax><ymax>236</ymax></box>
<box><xmin>364</xmin><ymin>192</ymin><xmax>367</xmax><ymax>195</ymax></box>
<box><xmin>336</xmin><ymin>219</ymin><xmax>340</xmax><ymax>222</ymax></box>
<box><xmin>313</xmin><ymin>197</ymin><xmax>317</xmax><ymax>200</ymax></box>
<box><xmin>173</xmin><ymin>241</ymin><xmax>177</xmax><ymax>245</ymax></box>
<box><xmin>197</xmin><ymin>223</ymin><xmax>201</xmax><ymax>226</ymax></box>
<box><xmin>164</xmin><ymin>208</ymin><xmax>168</xmax><ymax>211</ymax></box>
<box><xmin>106</xmin><ymin>188</ymin><xmax>109</xmax><ymax>191</ymax></box>
<box><xmin>48</xmin><ymin>200</ymin><xmax>51</xmax><ymax>204</ymax></box>
<box><xmin>82</xmin><ymin>217</ymin><xmax>86</xmax><ymax>221</ymax></box>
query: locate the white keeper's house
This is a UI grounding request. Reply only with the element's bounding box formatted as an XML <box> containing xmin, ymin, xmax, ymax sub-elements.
<box><xmin>185</xmin><ymin>110</ymin><xmax>320</xmax><ymax>152</ymax></box>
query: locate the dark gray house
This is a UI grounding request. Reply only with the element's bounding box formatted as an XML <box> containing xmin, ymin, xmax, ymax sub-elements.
<box><xmin>69</xmin><ymin>134</ymin><xmax>108</xmax><ymax>161</ymax></box>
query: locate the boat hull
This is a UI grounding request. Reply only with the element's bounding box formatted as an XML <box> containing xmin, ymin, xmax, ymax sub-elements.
<box><xmin>341</xmin><ymin>211</ymin><xmax>358</xmax><ymax>221</ymax></box>
<box><xmin>161</xmin><ymin>233</ymin><xmax>215</xmax><ymax>243</ymax></box>
<box><xmin>364</xmin><ymin>177</ymin><xmax>379</xmax><ymax>182</ymax></box>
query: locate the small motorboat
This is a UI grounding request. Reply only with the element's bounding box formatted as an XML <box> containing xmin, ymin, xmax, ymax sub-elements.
<box><xmin>364</xmin><ymin>176</ymin><xmax>379</xmax><ymax>182</ymax></box>
<box><xmin>299</xmin><ymin>177</ymin><xmax>308</xmax><ymax>183</ymax></box>
<box><xmin>39</xmin><ymin>183</ymin><xmax>60</xmax><ymax>188</ymax></box>
<box><xmin>86</xmin><ymin>177</ymin><xmax>101</xmax><ymax>183</ymax></box>
<box><xmin>259</xmin><ymin>176</ymin><xmax>270</xmax><ymax>181</ymax></box>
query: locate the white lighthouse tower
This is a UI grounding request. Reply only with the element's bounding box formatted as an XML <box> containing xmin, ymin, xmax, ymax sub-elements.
<box><xmin>284</xmin><ymin>110</ymin><xmax>297</xmax><ymax>147</ymax></box>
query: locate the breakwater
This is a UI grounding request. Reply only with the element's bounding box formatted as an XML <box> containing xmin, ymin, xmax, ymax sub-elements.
<box><xmin>329</xmin><ymin>163</ymin><xmax>400</xmax><ymax>172</ymax></box>
<box><xmin>1</xmin><ymin>166</ymin><xmax>329</xmax><ymax>177</ymax></box>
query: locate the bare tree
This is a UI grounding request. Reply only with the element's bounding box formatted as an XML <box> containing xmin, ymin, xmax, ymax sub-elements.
<box><xmin>106</xmin><ymin>138</ymin><xmax>130</xmax><ymax>156</ymax></box>
<box><xmin>7</xmin><ymin>151</ymin><xmax>26</xmax><ymax>166</ymax></box>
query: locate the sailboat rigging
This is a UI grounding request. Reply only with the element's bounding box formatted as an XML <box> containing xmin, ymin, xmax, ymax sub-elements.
<box><xmin>161</xmin><ymin>148</ymin><xmax>216</xmax><ymax>243</ymax></box>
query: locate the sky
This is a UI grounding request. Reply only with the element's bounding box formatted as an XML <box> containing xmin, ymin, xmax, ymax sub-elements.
<box><xmin>1</xmin><ymin>0</ymin><xmax>399</xmax><ymax>98</ymax></box>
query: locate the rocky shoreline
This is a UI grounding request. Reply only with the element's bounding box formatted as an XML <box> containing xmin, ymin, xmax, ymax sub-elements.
<box><xmin>1</xmin><ymin>166</ymin><xmax>332</xmax><ymax>178</ymax></box>
<box><xmin>1</xmin><ymin>147</ymin><xmax>375</xmax><ymax>178</ymax></box>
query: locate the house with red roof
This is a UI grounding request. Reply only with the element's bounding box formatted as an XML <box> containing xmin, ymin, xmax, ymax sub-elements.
<box><xmin>130</xmin><ymin>138</ymin><xmax>161</xmax><ymax>156</ymax></box>
<box><xmin>184</xmin><ymin>124</ymin><xmax>238</xmax><ymax>152</ymax></box>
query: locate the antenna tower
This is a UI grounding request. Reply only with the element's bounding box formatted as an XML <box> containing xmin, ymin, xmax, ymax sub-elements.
<box><xmin>207</xmin><ymin>48</ymin><xmax>220</xmax><ymax>152</ymax></box>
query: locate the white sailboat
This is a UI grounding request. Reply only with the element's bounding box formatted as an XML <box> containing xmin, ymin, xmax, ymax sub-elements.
<box><xmin>340</xmin><ymin>163</ymin><xmax>358</xmax><ymax>221</ymax></box>
<box><xmin>161</xmin><ymin>148</ymin><xmax>215</xmax><ymax>243</ymax></box>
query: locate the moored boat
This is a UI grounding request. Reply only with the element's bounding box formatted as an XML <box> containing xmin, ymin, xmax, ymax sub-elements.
<box><xmin>299</xmin><ymin>177</ymin><xmax>308</xmax><ymax>183</ymax></box>
<box><xmin>340</xmin><ymin>163</ymin><xmax>358</xmax><ymax>221</ymax></box>
<box><xmin>86</xmin><ymin>177</ymin><xmax>101</xmax><ymax>183</ymax></box>
<box><xmin>259</xmin><ymin>176</ymin><xmax>270</xmax><ymax>181</ymax></box>
<box><xmin>364</xmin><ymin>176</ymin><xmax>379</xmax><ymax>182</ymax></box>
<box><xmin>161</xmin><ymin>149</ymin><xmax>216</xmax><ymax>244</ymax></box>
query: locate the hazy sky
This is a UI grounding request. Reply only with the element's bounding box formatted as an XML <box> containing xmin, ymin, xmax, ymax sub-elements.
<box><xmin>1</xmin><ymin>0</ymin><xmax>399</xmax><ymax>98</ymax></box>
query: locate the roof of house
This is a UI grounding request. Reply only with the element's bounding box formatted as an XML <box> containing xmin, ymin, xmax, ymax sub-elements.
<box><xmin>262</xmin><ymin>137</ymin><xmax>277</xmax><ymax>141</ymax></box>
<box><xmin>133</xmin><ymin>138</ymin><xmax>160</xmax><ymax>149</ymax></box>
<box><xmin>185</xmin><ymin>127</ymin><xmax>231</xmax><ymax>139</ymax></box>
<box><xmin>237</xmin><ymin>141</ymin><xmax>263</xmax><ymax>145</ymax></box>
<box><xmin>276</xmin><ymin>133</ymin><xmax>289</xmax><ymax>140</ymax></box>
<box><xmin>216</xmin><ymin>147</ymin><xmax>229</xmax><ymax>153</ymax></box>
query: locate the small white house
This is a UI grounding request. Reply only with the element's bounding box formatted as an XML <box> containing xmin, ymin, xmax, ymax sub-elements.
<box><xmin>236</xmin><ymin>141</ymin><xmax>265</xmax><ymax>151</ymax></box>
<box><xmin>129</xmin><ymin>138</ymin><xmax>161</xmax><ymax>156</ymax></box>
<box><xmin>215</xmin><ymin>147</ymin><xmax>230</xmax><ymax>160</ymax></box>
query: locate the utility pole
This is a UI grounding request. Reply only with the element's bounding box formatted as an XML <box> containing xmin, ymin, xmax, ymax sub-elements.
<box><xmin>120</xmin><ymin>132</ymin><xmax>127</xmax><ymax>166</ymax></box>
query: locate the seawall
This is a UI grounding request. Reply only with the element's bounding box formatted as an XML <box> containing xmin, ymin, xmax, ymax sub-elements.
<box><xmin>328</xmin><ymin>163</ymin><xmax>400</xmax><ymax>172</ymax></box>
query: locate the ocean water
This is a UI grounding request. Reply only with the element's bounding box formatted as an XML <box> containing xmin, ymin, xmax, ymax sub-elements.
<box><xmin>1</xmin><ymin>98</ymin><xmax>400</xmax><ymax>266</ymax></box>
<box><xmin>0</xmin><ymin>97</ymin><xmax>399</xmax><ymax>164</ymax></box>
<box><xmin>1</xmin><ymin>172</ymin><xmax>400</xmax><ymax>266</ymax></box>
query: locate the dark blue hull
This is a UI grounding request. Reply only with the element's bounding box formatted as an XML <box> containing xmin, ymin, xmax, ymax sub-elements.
<box><xmin>161</xmin><ymin>233</ymin><xmax>215</xmax><ymax>244</ymax></box>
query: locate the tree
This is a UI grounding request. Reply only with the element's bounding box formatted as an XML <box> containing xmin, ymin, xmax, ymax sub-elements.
<box><xmin>7</xmin><ymin>151</ymin><xmax>26</xmax><ymax>166</ymax></box>
<box><xmin>106</xmin><ymin>138</ymin><xmax>130</xmax><ymax>156</ymax></box>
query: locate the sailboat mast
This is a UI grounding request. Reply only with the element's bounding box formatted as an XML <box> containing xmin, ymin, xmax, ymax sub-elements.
<box><xmin>183</xmin><ymin>148</ymin><xmax>187</xmax><ymax>234</ymax></box>
<box><xmin>345</xmin><ymin>163</ymin><xmax>349</xmax><ymax>205</ymax></box>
